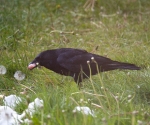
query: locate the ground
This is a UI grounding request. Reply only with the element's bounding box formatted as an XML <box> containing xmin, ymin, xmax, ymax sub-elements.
<box><xmin>0</xmin><ymin>0</ymin><xmax>150</xmax><ymax>124</ymax></box>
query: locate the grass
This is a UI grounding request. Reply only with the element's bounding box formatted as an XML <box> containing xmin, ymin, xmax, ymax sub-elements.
<box><xmin>0</xmin><ymin>0</ymin><xmax>150</xmax><ymax>124</ymax></box>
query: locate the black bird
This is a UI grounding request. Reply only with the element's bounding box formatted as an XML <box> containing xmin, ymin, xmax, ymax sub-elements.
<box><xmin>28</xmin><ymin>48</ymin><xmax>140</xmax><ymax>83</ymax></box>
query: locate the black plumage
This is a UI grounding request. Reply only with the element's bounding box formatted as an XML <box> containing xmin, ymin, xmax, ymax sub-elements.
<box><xmin>28</xmin><ymin>48</ymin><xmax>140</xmax><ymax>83</ymax></box>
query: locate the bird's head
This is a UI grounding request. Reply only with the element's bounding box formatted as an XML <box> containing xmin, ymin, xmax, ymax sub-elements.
<box><xmin>28</xmin><ymin>58</ymin><xmax>41</xmax><ymax>70</ymax></box>
<box><xmin>28</xmin><ymin>53</ymin><xmax>43</xmax><ymax>70</ymax></box>
<box><xmin>28</xmin><ymin>50</ymin><xmax>54</xmax><ymax>70</ymax></box>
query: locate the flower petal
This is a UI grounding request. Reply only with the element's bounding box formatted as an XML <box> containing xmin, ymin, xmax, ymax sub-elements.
<box><xmin>0</xmin><ymin>65</ymin><xmax>7</xmax><ymax>75</ymax></box>
<box><xmin>14</xmin><ymin>71</ymin><xmax>25</xmax><ymax>81</ymax></box>
<box><xmin>3</xmin><ymin>95</ymin><xmax>22</xmax><ymax>109</ymax></box>
<box><xmin>73</xmin><ymin>106</ymin><xmax>95</xmax><ymax>117</ymax></box>
<box><xmin>0</xmin><ymin>106</ymin><xmax>22</xmax><ymax>125</ymax></box>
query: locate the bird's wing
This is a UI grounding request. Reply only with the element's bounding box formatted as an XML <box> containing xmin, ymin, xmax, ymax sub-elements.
<box><xmin>57</xmin><ymin>50</ymin><xmax>112</xmax><ymax>73</ymax></box>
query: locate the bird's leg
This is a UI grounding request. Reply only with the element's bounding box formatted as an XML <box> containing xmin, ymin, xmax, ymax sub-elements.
<box><xmin>73</xmin><ymin>73</ymin><xmax>83</xmax><ymax>87</ymax></box>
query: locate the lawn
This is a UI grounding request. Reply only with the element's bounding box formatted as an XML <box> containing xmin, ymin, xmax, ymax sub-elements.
<box><xmin>0</xmin><ymin>0</ymin><xmax>150</xmax><ymax>124</ymax></box>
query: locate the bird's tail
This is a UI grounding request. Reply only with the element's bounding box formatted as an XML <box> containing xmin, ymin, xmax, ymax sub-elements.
<box><xmin>102</xmin><ymin>61</ymin><xmax>140</xmax><ymax>71</ymax></box>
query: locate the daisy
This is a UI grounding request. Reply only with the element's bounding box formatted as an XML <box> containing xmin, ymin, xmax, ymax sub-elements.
<box><xmin>0</xmin><ymin>106</ymin><xmax>22</xmax><ymax>125</ymax></box>
<box><xmin>3</xmin><ymin>95</ymin><xmax>22</xmax><ymax>109</ymax></box>
<box><xmin>22</xmin><ymin>98</ymin><xmax>43</xmax><ymax>117</ymax></box>
<box><xmin>73</xmin><ymin>106</ymin><xmax>95</xmax><ymax>117</ymax></box>
<box><xmin>14</xmin><ymin>71</ymin><xmax>25</xmax><ymax>81</ymax></box>
<box><xmin>0</xmin><ymin>65</ymin><xmax>7</xmax><ymax>75</ymax></box>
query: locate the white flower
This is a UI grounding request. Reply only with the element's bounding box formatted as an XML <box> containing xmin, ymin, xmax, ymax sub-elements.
<box><xmin>73</xmin><ymin>106</ymin><xmax>95</xmax><ymax>117</ymax></box>
<box><xmin>3</xmin><ymin>95</ymin><xmax>22</xmax><ymax>109</ymax></box>
<box><xmin>23</xmin><ymin>119</ymin><xmax>32</xmax><ymax>124</ymax></box>
<box><xmin>14</xmin><ymin>71</ymin><xmax>25</xmax><ymax>81</ymax></box>
<box><xmin>0</xmin><ymin>95</ymin><xmax>4</xmax><ymax>99</ymax></box>
<box><xmin>22</xmin><ymin>98</ymin><xmax>43</xmax><ymax>117</ymax></box>
<box><xmin>0</xmin><ymin>65</ymin><xmax>7</xmax><ymax>75</ymax></box>
<box><xmin>0</xmin><ymin>106</ymin><xmax>22</xmax><ymax>125</ymax></box>
<box><xmin>137</xmin><ymin>85</ymin><xmax>140</xmax><ymax>89</ymax></box>
<box><xmin>0</xmin><ymin>96</ymin><xmax>44</xmax><ymax>125</ymax></box>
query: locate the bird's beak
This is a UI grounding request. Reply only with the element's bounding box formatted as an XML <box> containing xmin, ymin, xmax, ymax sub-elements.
<box><xmin>28</xmin><ymin>62</ymin><xmax>39</xmax><ymax>70</ymax></box>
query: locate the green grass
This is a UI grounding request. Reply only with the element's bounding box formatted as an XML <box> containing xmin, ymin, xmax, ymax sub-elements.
<box><xmin>0</xmin><ymin>0</ymin><xmax>150</xmax><ymax>124</ymax></box>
